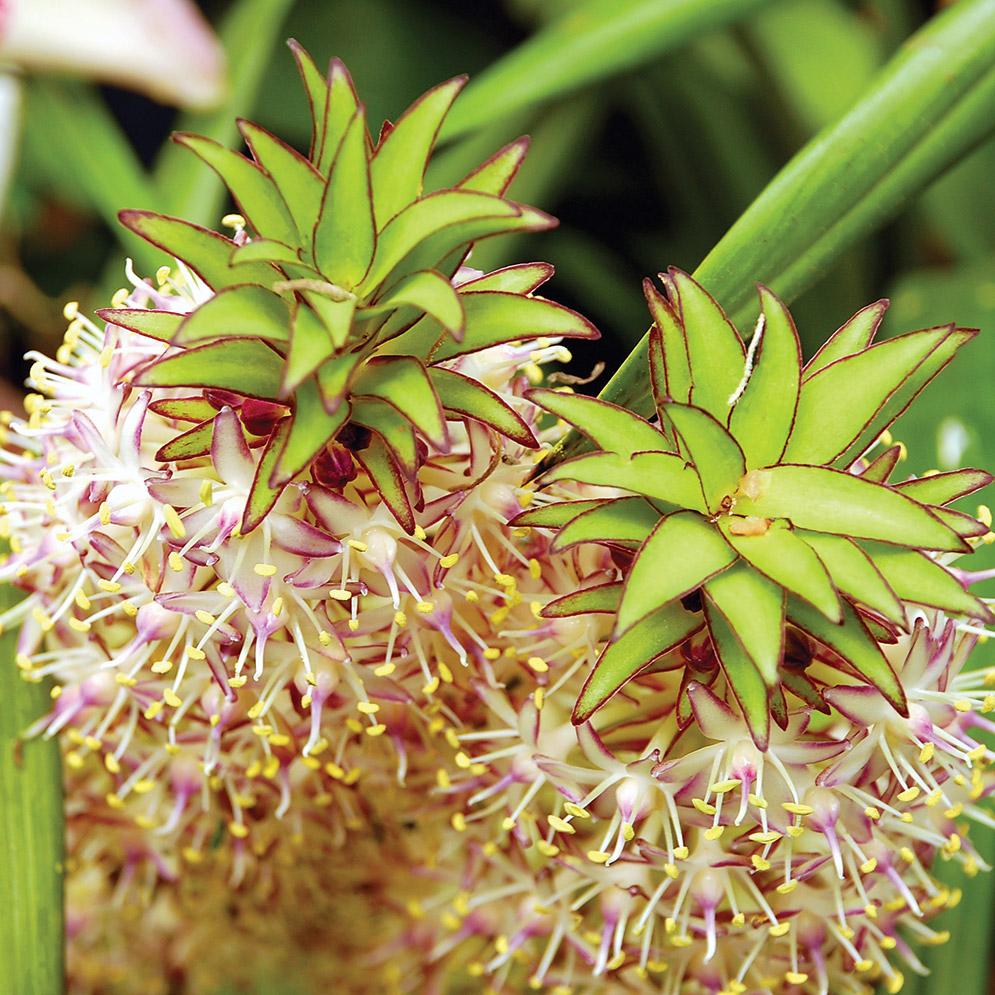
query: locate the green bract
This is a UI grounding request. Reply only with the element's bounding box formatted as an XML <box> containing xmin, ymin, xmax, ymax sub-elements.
<box><xmin>520</xmin><ymin>270</ymin><xmax>992</xmax><ymax>748</ymax></box>
<box><xmin>98</xmin><ymin>42</ymin><xmax>598</xmax><ymax>534</ymax></box>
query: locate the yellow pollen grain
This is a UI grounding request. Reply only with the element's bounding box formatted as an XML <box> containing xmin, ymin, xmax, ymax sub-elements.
<box><xmin>416</xmin><ymin>600</ymin><xmax>435</xmax><ymax>614</ymax></box>
<box><xmin>464</xmin><ymin>590</ymin><xmax>479</xmax><ymax>603</ymax></box>
<box><xmin>422</xmin><ymin>676</ymin><xmax>440</xmax><ymax>696</ymax></box>
<box><xmin>168</xmin><ymin>552</ymin><xmax>184</xmax><ymax>572</ymax></box>
<box><xmin>450</xmin><ymin>813</ymin><xmax>467</xmax><ymax>832</ymax></box>
<box><xmin>394</xmin><ymin>611</ymin><xmax>407</xmax><ymax>627</ymax></box>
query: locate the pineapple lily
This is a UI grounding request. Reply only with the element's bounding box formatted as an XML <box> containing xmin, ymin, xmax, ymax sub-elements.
<box><xmin>521</xmin><ymin>271</ymin><xmax>992</xmax><ymax>745</ymax></box>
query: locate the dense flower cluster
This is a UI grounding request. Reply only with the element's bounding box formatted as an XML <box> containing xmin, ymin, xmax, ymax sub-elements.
<box><xmin>3</xmin><ymin>260</ymin><xmax>994</xmax><ymax>994</ymax></box>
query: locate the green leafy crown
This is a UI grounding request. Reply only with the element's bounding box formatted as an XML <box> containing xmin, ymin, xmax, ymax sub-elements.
<box><xmin>517</xmin><ymin>269</ymin><xmax>991</xmax><ymax>748</ymax></box>
<box><xmin>98</xmin><ymin>41</ymin><xmax>598</xmax><ymax>534</ymax></box>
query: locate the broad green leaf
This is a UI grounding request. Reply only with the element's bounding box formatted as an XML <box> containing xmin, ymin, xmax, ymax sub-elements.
<box><xmin>289</xmin><ymin>40</ymin><xmax>327</xmax><ymax>160</ymax></box>
<box><xmin>459</xmin><ymin>261</ymin><xmax>554</xmax><ymax>295</ymax></box>
<box><xmin>367</xmin><ymin>270</ymin><xmax>465</xmax><ymax>338</ymax></box>
<box><xmin>272</xmin><ymin>380</ymin><xmax>350</xmax><ymax>486</ymax></box>
<box><xmin>175</xmin><ymin>285</ymin><xmax>290</xmax><ymax>345</ymax></box>
<box><xmin>0</xmin><ymin>587</ymin><xmax>64</xmax><ymax>995</ymax></box>
<box><xmin>149</xmin><ymin>397</ymin><xmax>218</xmax><ymax>423</ymax></box>
<box><xmin>371</xmin><ymin>77</ymin><xmax>466</xmax><ymax>227</ymax></box>
<box><xmin>729</xmin><ymin>286</ymin><xmax>801</xmax><ymax>468</ymax></box>
<box><xmin>703</xmin><ymin>561</ymin><xmax>784</xmax><ymax>685</ymax></box>
<box><xmin>528</xmin><ymin>388</ymin><xmax>668</xmax><ymax>457</ymax></box>
<box><xmin>798</xmin><ymin>531</ymin><xmax>904</xmax><ymax>625</ymax></box>
<box><xmin>703</xmin><ymin>598</ymin><xmax>771</xmax><ymax>750</ymax></box>
<box><xmin>313</xmin><ymin>110</ymin><xmax>375</xmax><ymax>290</ymax></box>
<box><xmin>173</xmin><ymin>133</ymin><xmax>297</xmax><ymax>245</ymax></box>
<box><xmin>664</xmin><ymin>403</ymin><xmax>745</xmax><ymax>513</ymax></box>
<box><xmin>231</xmin><ymin>239</ymin><xmax>301</xmax><ymax>266</ymax></box>
<box><xmin>282</xmin><ymin>304</ymin><xmax>334</xmax><ymax>397</ymax></box>
<box><xmin>835</xmin><ymin>328</ymin><xmax>977</xmax><ymax>468</ymax></box>
<box><xmin>456</xmin><ymin>137</ymin><xmax>530</xmax><ymax>195</ymax></box>
<box><xmin>736</xmin><ymin>464</ymin><xmax>965</xmax><ymax>552</ymax></box>
<box><xmin>241</xmin><ymin>417</ymin><xmax>292</xmax><ymax>534</ymax></box>
<box><xmin>359</xmin><ymin>190</ymin><xmax>520</xmax><ymax>292</ymax></box>
<box><xmin>672</xmin><ymin>270</ymin><xmax>745</xmax><ymax>421</ymax></box>
<box><xmin>803</xmin><ymin>299</ymin><xmax>887</xmax><ymax>380</ymax></box>
<box><xmin>156</xmin><ymin>418</ymin><xmax>215</xmax><ymax>461</ymax></box>
<box><xmin>316</xmin><ymin>59</ymin><xmax>362</xmax><ymax>175</ymax></box>
<box><xmin>133</xmin><ymin>338</ymin><xmax>282</xmax><ymax>399</ymax></box>
<box><xmin>316</xmin><ymin>350</ymin><xmax>363</xmax><ymax>414</ymax></box>
<box><xmin>351</xmin><ymin>399</ymin><xmax>418</xmax><ymax>475</ymax></box>
<box><xmin>894</xmin><ymin>468</ymin><xmax>992</xmax><ymax>505</ymax></box>
<box><xmin>787</xmin><ymin>598</ymin><xmax>906</xmax><ymax>715</ymax></box>
<box><xmin>542</xmin><ymin>582</ymin><xmax>623</xmax><ymax>618</ymax></box>
<box><xmin>441</xmin><ymin>0</ymin><xmax>775</xmax><ymax>141</ymax></box>
<box><xmin>617</xmin><ymin>510</ymin><xmax>736</xmax><ymax>633</ymax></box>
<box><xmin>723</xmin><ymin>523</ymin><xmax>840</xmax><ymax>621</ymax></box>
<box><xmin>356</xmin><ymin>433</ymin><xmax>415</xmax><ymax>533</ymax></box>
<box><xmin>240</xmin><ymin>121</ymin><xmax>324</xmax><ymax>239</ymax></box>
<box><xmin>96</xmin><ymin>308</ymin><xmax>182</xmax><ymax>343</ymax></box>
<box><xmin>432</xmin><ymin>292</ymin><xmax>599</xmax><ymax>362</ymax></box>
<box><xmin>542</xmin><ymin>451</ymin><xmax>706</xmax><ymax>512</ymax></box>
<box><xmin>118</xmin><ymin>210</ymin><xmax>275</xmax><ymax>290</ymax></box>
<box><xmin>553</xmin><ymin>497</ymin><xmax>661</xmax><ymax>552</ymax></box>
<box><xmin>510</xmin><ymin>500</ymin><xmax>604</xmax><ymax>530</ymax></box>
<box><xmin>573</xmin><ymin>602</ymin><xmax>702</xmax><ymax>724</ymax></box>
<box><xmin>427</xmin><ymin>368</ymin><xmax>536</xmax><ymax>448</ymax></box>
<box><xmin>784</xmin><ymin>326</ymin><xmax>953</xmax><ymax>464</ymax></box>
<box><xmin>865</xmin><ymin>544</ymin><xmax>992</xmax><ymax>620</ymax></box>
<box><xmin>643</xmin><ymin>278</ymin><xmax>691</xmax><ymax>406</ymax></box>
<box><xmin>354</xmin><ymin>357</ymin><xmax>447</xmax><ymax>450</ymax></box>
<box><xmin>860</xmin><ymin>445</ymin><xmax>901</xmax><ymax>484</ymax></box>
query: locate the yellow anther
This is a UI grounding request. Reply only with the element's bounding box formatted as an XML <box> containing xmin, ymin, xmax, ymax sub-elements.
<box><xmin>536</xmin><ymin>840</ymin><xmax>559</xmax><ymax>857</ymax></box>
<box><xmin>357</xmin><ymin>701</ymin><xmax>380</xmax><ymax>715</ymax></box>
<box><xmin>422</xmin><ymin>677</ymin><xmax>440</xmax><ymax>696</ymax></box>
<box><xmin>394</xmin><ymin>610</ymin><xmax>407</xmax><ymax>627</ymax></box>
<box><xmin>450</xmin><ymin>813</ymin><xmax>467</xmax><ymax>832</ymax></box>
<box><xmin>62</xmin><ymin>300</ymin><xmax>79</xmax><ymax>320</ymax></box>
<box><xmin>144</xmin><ymin>701</ymin><xmax>163</xmax><ymax>720</ymax></box>
<box><xmin>526</xmin><ymin>656</ymin><xmax>549</xmax><ymax>673</ymax></box>
<box><xmin>954</xmin><ymin>698</ymin><xmax>972</xmax><ymax>713</ymax></box>
<box><xmin>221</xmin><ymin>213</ymin><xmax>246</xmax><ymax>229</ymax></box>
<box><xmin>68</xmin><ymin>617</ymin><xmax>91</xmax><ymax>633</ymax></box>
<box><xmin>533</xmin><ymin>687</ymin><xmax>545</xmax><ymax>710</ymax></box>
<box><xmin>860</xmin><ymin>858</ymin><xmax>878</xmax><ymax>874</ymax></box>
<box><xmin>228</xmin><ymin>821</ymin><xmax>249</xmax><ymax>839</ymax></box>
<box><xmin>416</xmin><ymin>600</ymin><xmax>435</xmax><ymax>614</ymax></box>
<box><xmin>751</xmin><ymin>855</ymin><xmax>771</xmax><ymax>872</ymax></box>
<box><xmin>168</xmin><ymin>552</ymin><xmax>184</xmax><ymax>572</ymax></box>
<box><xmin>329</xmin><ymin>588</ymin><xmax>352</xmax><ymax>601</ymax></box>
<box><xmin>564</xmin><ymin>802</ymin><xmax>590</xmax><ymax>820</ymax></box>
<box><xmin>919</xmin><ymin>742</ymin><xmax>935</xmax><ymax>763</ymax></box>
<box><xmin>228</xmin><ymin>675</ymin><xmax>247</xmax><ymax>688</ymax></box>
<box><xmin>104</xmin><ymin>753</ymin><xmax>120</xmax><ymax>774</ymax></box>
<box><xmin>864</xmin><ymin>805</ymin><xmax>882</xmax><ymax>820</ymax></box>
<box><xmin>185</xmin><ymin>646</ymin><xmax>206</xmax><ymax>661</ymax></box>
<box><xmin>374</xmin><ymin>662</ymin><xmax>395</xmax><ymax>677</ymax></box>
<box><xmin>195</xmin><ymin>610</ymin><xmax>216</xmax><ymax>625</ymax></box>
<box><xmin>704</xmin><ymin>826</ymin><xmax>724</xmax><ymax>841</ymax></box>
<box><xmin>897</xmin><ymin>786</ymin><xmax>920</xmax><ymax>802</ymax></box>
<box><xmin>439</xmin><ymin>553</ymin><xmax>459</xmax><ymax>568</ymax></box>
<box><xmin>163</xmin><ymin>504</ymin><xmax>186</xmax><ymax>539</ymax></box>
<box><xmin>253</xmin><ymin>563</ymin><xmax>278</xmax><ymax>577</ymax></box>
<box><xmin>785</xmin><ymin>973</ymin><xmax>808</xmax><ymax>985</ymax></box>
<box><xmin>413</xmin><ymin>525</ymin><xmax>427</xmax><ymax>541</ymax></box>
<box><xmin>776</xmin><ymin>880</ymin><xmax>798</xmax><ymax>895</ymax></box>
<box><xmin>768</xmin><ymin>922</ymin><xmax>790</xmax><ymax>937</ymax></box>
<box><xmin>748</xmin><ymin>831</ymin><xmax>781</xmax><ymax>844</ymax></box>
<box><xmin>97</xmin><ymin>579</ymin><xmax>121</xmax><ymax>593</ymax></box>
<box><xmin>548</xmin><ymin>815</ymin><xmax>575</xmax><ymax>835</ymax></box>
<box><xmin>483</xmin><ymin>647</ymin><xmax>501</xmax><ymax>660</ymax></box>
<box><xmin>709</xmin><ymin>778</ymin><xmax>741</xmax><ymax>794</ymax></box>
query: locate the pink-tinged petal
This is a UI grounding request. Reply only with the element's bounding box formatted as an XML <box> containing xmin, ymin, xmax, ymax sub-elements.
<box><xmin>268</xmin><ymin>514</ymin><xmax>341</xmax><ymax>558</ymax></box>
<box><xmin>147</xmin><ymin>475</ymin><xmax>205</xmax><ymax>508</ymax></box>
<box><xmin>774</xmin><ymin>738</ymin><xmax>848</xmax><ymax>766</ymax></box>
<box><xmin>119</xmin><ymin>389</ymin><xmax>151</xmax><ymax>465</ymax></box>
<box><xmin>211</xmin><ymin>407</ymin><xmax>254</xmax><ymax>489</ymax></box>
<box><xmin>303</xmin><ymin>484</ymin><xmax>369</xmax><ymax>535</ymax></box>
<box><xmin>576</xmin><ymin>722</ymin><xmax>622</xmax><ymax>773</ymax></box>
<box><xmin>68</xmin><ymin>411</ymin><xmax>116</xmax><ymax>467</ymax></box>
<box><xmin>823</xmin><ymin>684</ymin><xmax>890</xmax><ymax>727</ymax></box>
<box><xmin>2</xmin><ymin>0</ymin><xmax>226</xmax><ymax>109</ymax></box>
<box><xmin>687</xmin><ymin>681</ymin><xmax>739</xmax><ymax>740</ymax></box>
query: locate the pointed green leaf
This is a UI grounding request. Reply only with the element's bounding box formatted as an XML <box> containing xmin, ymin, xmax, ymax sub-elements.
<box><xmin>457</xmin><ymin>137</ymin><xmax>529</xmax><ymax>195</ymax></box>
<box><xmin>132</xmin><ymin>338</ymin><xmax>283</xmax><ymax>399</ymax></box>
<box><xmin>573</xmin><ymin>602</ymin><xmax>701</xmax><ymax>724</ymax></box>
<box><xmin>432</xmin><ymin>292</ymin><xmax>599</xmax><ymax>362</ymax></box>
<box><xmin>528</xmin><ymin>388</ymin><xmax>668</xmax><ymax>457</ymax></box>
<box><xmin>459</xmin><ymin>261</ymin><xmax>553</xmax><ymax>295</ymax></box>
<box><xmin>359</xmin><ymin>191</ymin><xmax>519</xmax><ymax>292</ymax></box>
<box><xmin>316</xmin><ymin>350</ymin><xmax>363</xmax><ymax>414</ymax></box>
<box><xmin>272</xmin><ymin>380</ymin><xmax>350</xmax><ymax>486</ymax></box>
<box><xmin>289</xmin><ymin>40</ymin><xmax>329</xmax><ymax>162</ymax></box>
<box><xmin>542</xmin><ymin>582</ymin><xmax>623</xmax><ymax>619</ymax></box>
<box><xmin>96</xmin><ymin>308</ymin><xmax>182</xmax><ymax>342</ymax></box>
<box><xmin>231</xmin><ymin>239</ymin><xmax>301</xmax><ymax>266</ymax></box>
<box><xmin>148</xmin><ymin>397</ymin><xmax>218</xmax><ymax>423</ymax></box>
<box><xmin>241</xmin><ymin>417</ymin><xmax>292</xmax><ymax>534</ymax></box>
<box><xmin>803</xmin><ymin>299</ymin><xmax>887</xmax><ymax>380</ymax></box>
<box><xmin>304</xmin><ymin>293</ymin><xmax>356</xmax><ymax>352</ymax></box>
<box><xmin>671</xmin><ymin>269</ymin><xmax>745</xmax><ymax>420</ymax></box>
<box><xmin>155</xmin><ymin>418</ymin><xmax>215</xmax><ymax>461</ymax></box>
<box><xmin>173</xmin><ymin>133</ymin><xmax>297</xmax><ymax>245</ymax></box>
<box><xmin>798</xmin><ymin>531</ymin><xmax>904</xmax><ymax>625</ymax></box>
<box><xmin>119</xmin><ymin>210</ymin><xmax>276</xmax><ymax>290</ymax></box>
<box><xmin>351</xmin><ymin>399</ymin><xmax>418</xmax><ymax>475</ymax></box>
<box><xmin>282</xmin><ymin>304</ymin><xmax>334</xmax><ymax>397</ymax></box>
<box><xmin>355</xmin><ymin>433</ymin><xmax>415</xmax><ymax>533</ymax></box>
<box><xmin>664</xmin><ymin>404</ymin><xmax>745</xmax><ymax>514</ymax></box>
<box><xmin>175</xmin><ymin>286</ymin><xmax>290</xmax><ymax>345</ymax></box>
<box><xmin>240</xmin><ymin>121</ymin><xmax>324</xmax><ymax>239</ymax></box>
<box><xmin>894</xmin><ymin>468</ymin><xmax>992</xmax><ymax>506</ymax></box>
<box><xmin>427</xmin><ymin>368</ymin><xmax>536</xmax><ymax>448</ymax></box>
<box><xmin>617</xmin><ymin>510</ymin><xmax>736</xmax><ymax>633</ymax></box>
<box><xmin>313</xmin><ymin>110</ymin><xmax>375</xmax><ymax>290</ymax></box>
<box><xmin>366</xmin><ymin>269</ymin><xmax>464</xmax><ymax>338</ymax></box>
<box><xmin>781</xmin><ymin>668</ymin><xmax>830</xmax><ymax>714</ymax></box>
<box><xmin>371</xmin><ymin>77</ymin><xmax>466</xmax><ymax>227</ymax></box>
<box><xmin>643</xmin><ymin>278</ymin><xmax>690</xmax><ymax>404</ymax></box>
<box><xmin>865</xmin><ymin>543</ymin><xmax>992</xmax><ymax>621</ymax></box>
<box><xmin>861</xmin><ymin>445</ymin><xmax>902</xmax><ymax>484</ymax></box>
<box><xmin>316</xmin><ymin>58</ymin><xmax>363</xmax><ymax>174</ymax></box>
<box><xmin>722</xmin><ymin>522</ymin><xmax>841</xmax><ymax>622</ymax></box>
<box><xmin>729</xmin><ymin>286</ymin><xmax>801</xmax><ymax>468</ymax></box>
<box><xmin>542</xmin><ymin>451</ymin><xmax>706</xmax><ymax>512</ymax></box>
<box><xmin>703</xmin><ymin>598</ymin><xmax>770</xmax><ymax>750</ymax></box>
<box><xmin>736</xmin><ymin>464</ymin><xmax>965</xmax><ymax>552</ymax></box>
<box><xmin>784</xmin><ymin>326</ymin><xmax>953</xmax><ymax>464</ymax></box>
<box><xmin>553</xmin><ymin>496</ymin><xmax>661</xmax><ymax>552</ymax></box>
<box><xmin>787</xmin><ymin>598</ymin><xmax>907</xmax><ymax>715</ymax></box>
<box><xmin>703</xmin><ymin>561</ymin><xmax>784</xmax><ymax>685</ymax></box>
<box><xmin>354</xmin><ymin>356</ymin><xmax>447</xmax><ymax>450</ymax></box>
<box><xmin>510</xmin><ymin>500</ymin><xmax>603</xmax><ymax>530</ymax></box>
<box><xmin>932</xmin><ymin>507</ymin><xmax>987</xmax><ymax>539</ymax></box>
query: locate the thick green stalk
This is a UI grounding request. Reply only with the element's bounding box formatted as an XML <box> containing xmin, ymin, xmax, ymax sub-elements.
<box><xmin>440</xmin><ymin>0</ymin><xmax>777</xmax><ymax>142</ymax></box>
<box><xmin>582</xmin><ymin>0</ymin><xmax>995</xmax><ymax>434</ymax></box>
<box><xmin>0</xmin><ymin>587</ymin><xmax>64</xmax><ymax>994</ymax></box>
